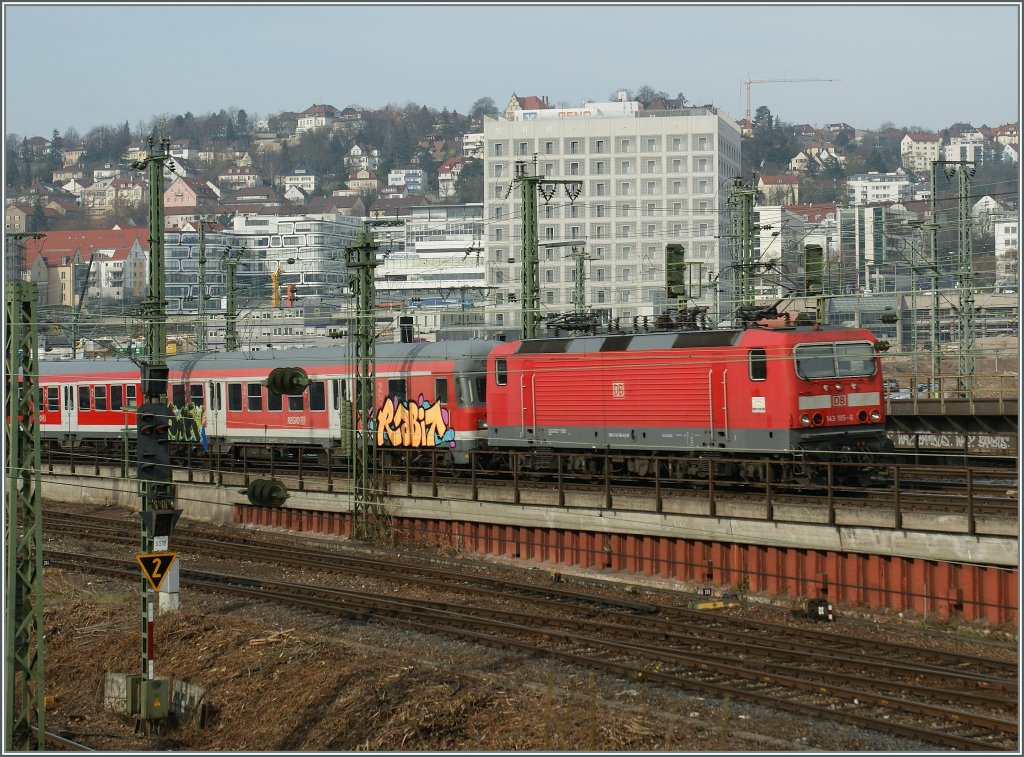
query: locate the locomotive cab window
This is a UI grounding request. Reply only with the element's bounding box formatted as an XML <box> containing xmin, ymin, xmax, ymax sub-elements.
<box><xmin>749</xmin><ymin>349</ymin><xmax>767</xmax><ymax>381</ymax></box>
<box><xmin>78</xmin><ymin>386</ymin><xmax>90</xmax><ymax>411</ymax></box>
<box><xmin>794</xmin><ymin>342</ymin><xmax>876</xmax><ymax>380</ymax></box>
<box><xmin>836</xmin><ymin>342</ymin><xmax>876</xmax><ymax>377</ymax></box>
<box><xmin>495</xmin><ymin>359</ymin><xmax>507</xmax><ymax>386</ymax></box>
<box><xmin>228</xmin><ymin>383</ymin><xmax>242</xmax><ymax>411</ymax></box>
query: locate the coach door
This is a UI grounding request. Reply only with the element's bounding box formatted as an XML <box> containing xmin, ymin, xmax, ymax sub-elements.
<box><xmin>63</xmin><ymin>384</ymin><xmax>77</xmax><ymax>443</ymax></box>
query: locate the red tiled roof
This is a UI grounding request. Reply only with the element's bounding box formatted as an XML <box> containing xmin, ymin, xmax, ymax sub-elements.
<box><xmin>516</xmin><ymin>95</ymin><xmax>549</xmax><ymax>110</ymax></box>
<box><xmin>21</xmin><ymin>228</ymin><xmax>147</xmax><ymax>268</ymax></box>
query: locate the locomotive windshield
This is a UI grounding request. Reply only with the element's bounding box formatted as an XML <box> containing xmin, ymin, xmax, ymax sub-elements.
<box><xmin>794</xmin><ymin>341</ymin><xmax>876</xmax><ymax>380</ymax></box>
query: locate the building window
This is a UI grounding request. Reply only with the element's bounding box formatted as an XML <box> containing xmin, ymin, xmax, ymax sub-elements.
<box><xmin>569</xmin><ymin>140</ymin><xmax>579</xmax><ymax>154</ymax></box>
<box><xmin>569</xmin><ymin>161</ymin><xmax>580</xmax><ymax>175</ymax></box>
<box><xmin>494</xmin><ymin>143</ymin><xmax>504</xmax><ymax>156</ymax></box>
<box><xmin>544</xmin><ymin>141</ymin><xmax>554</xmax><ymax>154</ymax></box>
<box><xmin>519</xmin><ymin>141</ymin><xmax>529</xmax><ymax>155</ymax></box>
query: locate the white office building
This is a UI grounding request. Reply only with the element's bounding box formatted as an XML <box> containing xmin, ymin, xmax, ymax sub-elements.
<box><xmin>482</xmin><ymin>101</ymin><xmax>743</xmax><ymax>335</ymax></box>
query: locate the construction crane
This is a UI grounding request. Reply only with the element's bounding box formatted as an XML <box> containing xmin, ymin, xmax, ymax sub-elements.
<box><xmin>744</xmin><ymin>75</ymin><xmax>838</xmax><ymax>124</ymax></box>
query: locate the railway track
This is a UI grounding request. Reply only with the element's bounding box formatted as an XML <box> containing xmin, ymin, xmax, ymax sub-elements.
<box><xmin>44</xmin><ymin>510</ymin><xmax>1018</xmax><ymax>751</ymax></box>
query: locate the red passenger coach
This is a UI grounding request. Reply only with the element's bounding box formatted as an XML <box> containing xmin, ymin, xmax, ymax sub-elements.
<box><xmin>485</xmin><ymin>325</ymin><xmax>891</xmax><ymax>482</ymax></box>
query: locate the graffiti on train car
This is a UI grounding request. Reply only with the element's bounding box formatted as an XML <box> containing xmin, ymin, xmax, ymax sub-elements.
<box><xmin>372</xmin><ymin>394</ymin><xmax>455</xmax><ymax>448</ymax></box>
<box><xmin>892</xmin><ymin>432</ymin><xmax>1015</xmax><ymax>452</ymax></box>
<box><xmin>168</xmin><ymin>402</ymin><xmax>208</xmax><ymax>450</ymax></box>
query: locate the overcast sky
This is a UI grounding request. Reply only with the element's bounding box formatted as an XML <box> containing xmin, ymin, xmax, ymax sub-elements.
<box><xmin>3</xmin><ymin>3</ymin><xmax>1020</xmax><ymax>140</ymax></box>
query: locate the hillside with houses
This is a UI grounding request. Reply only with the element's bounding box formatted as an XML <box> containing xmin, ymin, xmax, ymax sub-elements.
<box><xmin>5</xmin><ymin>96</ymin><xmax>1018</xmax><ymax>237</ymax></box>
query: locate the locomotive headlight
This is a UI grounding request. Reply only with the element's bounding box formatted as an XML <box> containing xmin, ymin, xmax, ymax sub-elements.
<box><xmin>800</xmin><ymin>413</ymin><xmax>811</xmax><ymax>427</ymax></box>
<box><xmin>870</xmin><ymin>409</ymin><xmax>881</xmax><ymax>422</ymax></box>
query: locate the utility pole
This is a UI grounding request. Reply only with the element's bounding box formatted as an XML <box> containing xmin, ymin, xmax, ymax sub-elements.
<box><xmin>727</xmin><ymin>178</ymin><xmax>757</xmax><ymax>323</ymax></box>
<box><xmin>196</xmin><ymin>219</ymin><xmax>210</xmax><ymax>352</ymax></box>
<box><xmin>4</xmin><ymin>280</ymin><xmax>45</xmax><ymax>751</ymax></box>
<box><xmin>129</xmin><ymin>136</ymin><xmax>181</xmax><ymax>733</ymax></box>
<box><xmin>344</xmin><ymin>228</ymin><xmax>381</xmax><ymax>538</ymax></box>
<box><xmin>511</xmin><ymin>159</ymin><xmax>583</xmax><ymax>339</ymax></box>
<box><xmin>928</xmin><ymin>160</ymin><xmax>975</xmax><ymax>394</ymax></box>
<box><xmin>224</xmin><ymin>245</ymin><xmax>242</xmax><ymax>351</ymax></box>
<box><xmin>928</xmin><ymin>165</ymin><xmax>942</xmax><ymax>394</ymax></box>
<box><xmin>955</xmin><ymin>162</ymin><xmax>976</xmax><ymax>394</ymax></box>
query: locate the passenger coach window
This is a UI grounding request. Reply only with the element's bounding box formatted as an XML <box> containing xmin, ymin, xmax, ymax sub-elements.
<box><xmin>331</xmin><ymin>380</ymin><xmax>339</xmax><ymax>410</ymax></box>
<box><xmin>46</xmin><ymin>387</ymin><xmax>59</xmax><ymax>411</ymax></box>
<box><xmin>387</xmin><ymin>378</ymin><xmax>407</xmax><ymax>402</ymax></box>
<box><xmin>94</xmin><ymin>385</ymin><xmax>107</xmax><ymax>411</ymax></box>
<box><xmin>496</xmin><ymin>359</ymin><xmax>507</xmax><ymax>386</ymax></box>
<box><xmin>78</xmin><ymin>386</ymin><xmax>90</xmax><ymax>410</ymax></box>
<box><xmin>190</xmin><ymin>385</ymin><xmax>204</xmax><ymax>406</ymax></box>
<box><xmin>247</xmin><ymin>383</ymin><xmax>263</xmax><ymax>411</ymax></box>
<box><xmin>288</xmin><ymin>394</ymin><xmax>304</xmax><ymax>411</ymax></box>
<box><xmin>268</xmin><ymin>389</ymin><xmax>282</xmax><ymax>411</ymax></box>
<box><xmin>172</xmin><ymin>385</ymin><xmax>185</xmax><ymax>406</ymax></box>
<box><xmin>435</xmin><ymin>378</ymin><xmax>449</xmax><ymax>404</ymax></box>
<box><xmin>749</xmin><ymin>349</ymin><xmax>767</xmax><ymax>381</ymax></box>
<box><xmin>309</xmin><ymin>381</ymin><xmax>325</xmax><ymax>411</ymax></box>
<box><xmin>126</xmin><ymin>385</ymin><xmax>137</xmax><ymax>409</ymax></box>
<box><xmin>228</xmin><ymin>383</ymin><xmax>242</xmax><ymax>411</ymax></box>
<box><xmin>111</xmin><ymin>386</ymin><xmax>123</xmax><ymax>411</ymax></box>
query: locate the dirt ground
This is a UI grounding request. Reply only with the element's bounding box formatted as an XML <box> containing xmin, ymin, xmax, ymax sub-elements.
<box><xmin>36</xmin><ymin>529</ymin><xmax>1016</xmax><ymax>753</ymax></box>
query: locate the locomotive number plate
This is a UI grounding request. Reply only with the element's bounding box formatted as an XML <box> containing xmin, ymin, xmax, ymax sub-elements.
<box><xmin>611</xmin><ymin>382</ymin><xmax>625</xmax><ymax>398</ymax></box>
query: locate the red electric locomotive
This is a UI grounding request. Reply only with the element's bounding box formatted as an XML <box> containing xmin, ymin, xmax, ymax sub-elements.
<box><xmin>484</xmin><ymin>324</ymin><xmax>892</xmax><ymax>482</ymax></box>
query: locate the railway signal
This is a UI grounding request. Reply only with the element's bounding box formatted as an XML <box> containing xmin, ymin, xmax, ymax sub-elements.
<box><xmin>136</xmin><ymin>402</ymin><xmax>173</xmax><ymax>501</ymax></box>
<box><xmin>266</xmin><ymin>366</ymin><xmax>309</xmax><ymax>396</ymax></box>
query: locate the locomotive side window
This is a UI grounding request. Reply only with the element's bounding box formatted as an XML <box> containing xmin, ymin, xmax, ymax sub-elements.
<box><xmin>247</xmin><ymin>383</ymin><xmax>263</xmax><ymax>411</ymax></box>
<box><xmin>268</xmin><ymin>388</ymin><xmax>283</xmax><ymax>411</ymax></box>
<box><xmin>749</xmin><ymin>349</ymin><xmax>767</xmax><ymax>381</ymax></box>
<box><xmin>435</xmin><ymin>378</ymin><xmax>449</xmax><ymax>404</ymax></box>
<box><xmin>78</xmin><ymin>386</ymin><xmax>90</xmax><ymax>410</ymax></box>
<box><xmin>496</xmin><ymin>359</ymin><xmax>507</xmax><ymax>386</ymax></box>
<box><xmin>309</xmin><ymin>381</ymin><xmax>326</xmax><ymax>411</ymax></box>
<box><xmin>46</xmin><ymin>387</ymin><xmax>59</xmax><ymax>411</ymax></box>
<box><xmin>387</xmin><ymin>379</ymin><xmax>407</xmax><ymax>403</ymax></box>
<box><xmin>94</xmin><ymin>385</ymin><xmax>107</xmax><ymax>411</ymax></box>
<box><xmin>111</xmin><ymin>385</ymin><xmax>123</xmax><ymax>411</ymax></box>
<box><xmin>228</xmin><ymin>383</ymin><xmax>242</xmax><ymax>411</ymax></box>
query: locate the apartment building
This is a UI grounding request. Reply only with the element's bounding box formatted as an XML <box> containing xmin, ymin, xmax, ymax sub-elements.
<box><xmin>482</xmin><ymin>99</ymin><xmax>742</xmax><ymax>335</ymax></box>
<box><xmin>162</xmin><ymin>215</ymin><xmax>363</xmax><ymax>316</ymax></box>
